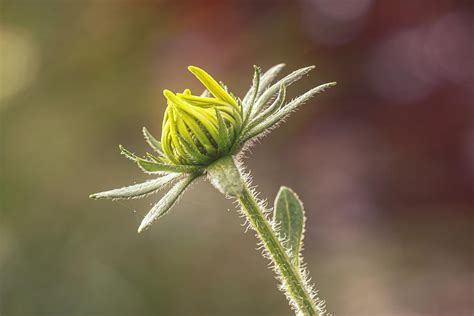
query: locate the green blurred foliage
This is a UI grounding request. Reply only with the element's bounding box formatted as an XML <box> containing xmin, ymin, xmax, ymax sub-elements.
<box><xmin>1</xmin><ymin>1</ymin><xmax>472</xmax><ymax>315</ymax></box>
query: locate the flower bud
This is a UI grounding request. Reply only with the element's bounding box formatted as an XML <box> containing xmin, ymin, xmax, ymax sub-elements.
<box><xmin>161</xmin><ymin>66</ymin><xmax>242</xmax><ymax>165</ymax></box>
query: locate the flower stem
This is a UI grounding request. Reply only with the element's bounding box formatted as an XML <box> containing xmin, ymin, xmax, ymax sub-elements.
<box><xmin>207</xmin><ymin>156</ymin><xmax>323</xmax><ymax>315</ymax></box>
<box><xmin>238</xmin><ymin>183</ymin><xmax>320</xmax><ymax>316</ymax></box>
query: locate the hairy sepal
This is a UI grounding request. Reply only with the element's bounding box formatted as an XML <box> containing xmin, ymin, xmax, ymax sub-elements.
<box><xmin>251</xmin><ymin>66</ymin><xmax>315</xmax><ymax>119</ymax></box>
<box><xmin>89</xmin><ymin>173</ymin><xmax>181</xmax><ymax>200</ymax></box>
<box><xmin>244</xmin><ymin>82</ymin><xmax>337</xmax><ymax>142</ymax></box>
<box><xmin>246</xmin><ymin>84</ymin><xmax>286</xmax><ymax>133</ymax></box>
<box><xmin>137</xmin><ymin>174</ymin><xmax>199</xmax><ymax>232</ymax></box>
<box><xmin>242</xmin><ymin>66</ymin><xmax>260</xmax><ymax>125</ymax></box>
<box><xmin>142</xmin><ymin>127</ymin><xmax>165</xmax><ymax>156</ymax></box>
<box><xmin>243</xmin><ymin>63</ymin><xmax>286</xmax><ymax>106</ymax></box>
<box><xmin>137</xmin><ymin>158</ymin><xmax>201</xmax><ymax>174</ymax></box>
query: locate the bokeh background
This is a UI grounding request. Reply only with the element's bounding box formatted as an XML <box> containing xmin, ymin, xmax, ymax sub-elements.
<box><xmin>1</xmin><ymin>1</ymin><xmax>473</xmax><ymax>315</ymax></box>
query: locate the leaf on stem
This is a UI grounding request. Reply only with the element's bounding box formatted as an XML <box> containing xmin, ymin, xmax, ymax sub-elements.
<box><xmin>273</xmin><ymin>186</ymin><xmax>305</xmax><ymax>268</ymax></box>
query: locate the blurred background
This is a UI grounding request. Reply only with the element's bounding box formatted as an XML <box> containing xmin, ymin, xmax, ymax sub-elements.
<box><xmin>1</xmin><ymin>1</ymin><xmax>473</xmax><ymax>315</ymax></box>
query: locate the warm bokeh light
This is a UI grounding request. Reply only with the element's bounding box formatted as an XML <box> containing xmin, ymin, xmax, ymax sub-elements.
<box><xmin>0</xmin><ymin>27</ymin><xmax>39</xmax><ymax>104</ymax></box>
<box><xmin>369</xmin><ymin>10</ymin><xmax>472</xmax><ymax>103</ymax></box>
<box><xmin>1</xmin><ymin>1</ymin><xmax>472</xmax><ymax>315</ymax></box>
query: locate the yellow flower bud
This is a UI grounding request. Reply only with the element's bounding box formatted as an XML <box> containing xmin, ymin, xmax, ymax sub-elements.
<box><xmin>161</xmin><ymin>66</ymin><xmax>242</xmax><ymax>165</ymax></box>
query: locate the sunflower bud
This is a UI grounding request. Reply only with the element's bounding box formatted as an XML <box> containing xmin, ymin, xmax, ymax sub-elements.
<box><xmin>161</xmin><ymin>66</ymin><xmax>242</xmax><ymax>166</ymax></box>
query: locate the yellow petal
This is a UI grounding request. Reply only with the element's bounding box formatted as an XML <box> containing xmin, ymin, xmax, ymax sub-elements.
<box><xmin>188</xmin><ymin>66</ymin><xmax>238</xmax><ymax>108</ymax></box>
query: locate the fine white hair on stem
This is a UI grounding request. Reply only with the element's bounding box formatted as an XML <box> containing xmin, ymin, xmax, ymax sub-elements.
<box><xmin>232</xmin><ymin>157</ymin><xmax>328</xmax><ymax>315</ymax></box>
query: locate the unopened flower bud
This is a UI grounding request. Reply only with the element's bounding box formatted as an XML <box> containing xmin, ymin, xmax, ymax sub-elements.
<box><xmin>161</xmin><ymin>66</ymin><xmax>242</xmax><ymax>165</ymax></box>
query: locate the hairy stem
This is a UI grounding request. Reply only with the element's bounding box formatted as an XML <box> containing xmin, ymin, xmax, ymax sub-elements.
<box><xmin>207</xmin><ymin>156</ymin><xmax>323</xmax><ymax>315</ymax></box>
<box><xmin>238</xmin><ymin>183</ymin><xmax>319</xmax><ymax>316</ymax></box>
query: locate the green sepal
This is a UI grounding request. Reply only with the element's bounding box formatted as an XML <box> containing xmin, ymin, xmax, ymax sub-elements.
<box><xmin>257</xmin><ymin>63</ymin><xmax>286</xmax><ymax>97</ymax></box>
<box><xmin>252</xmin><ymin>66</ymin><xmax>315</xmax><ymax>118</ymax></box>
<box><xmin>146</xmin><ymin>152</ymin><xmax>163</xmax><ymax>163</ymax></box>
<box><xmin>119</xmin><ymin>144</ymin><xmax>138</xmax><ymax>161</ymax></box>
<box><xmin>89</xmin><ymin>173</ymin><xmax>181</xmax><ymax>200</ymax></box>
<box><xmin>175</xmin><ymin>134</ymin><xmax>211</xmax><ymax>165</ymax></box>
<box><xmin>136</xmin><ymin>158</ymin><xmax>201</xmax><ymax>174</ymax></box>
<box><xmin>215</xmin><ymin>109</ymin><xmax>230</xmax><ymax>154</ymax></box>
<box><xmin>138</xmin><ymin>174</ymin><xmax>199</xmax><ymax>232</ymax></box>
<box><xmin>242</xmin><ymin>63</ymin><xmax>285</xmax><ymax>106</ymax></box>
<box><xmin>142</xmin><ymin>127</ymin><xmax>164</xmax><ymax>155</ymax></box>
<box><xmin>244</xmin><ymin>82</ymin><xmax>336</xmax><ymax>143</ymax></box>
<box><xmin>243</xmin><ymin>65</ymin><xmax>260</xmax><ymax>124</ymax></box>
<box><xmin>120</xmin><ymin>145</ymin><xmax>169</xmax><ymax>169</ymax></box>
<box><xmin>246</xmin><ymin>84</ymin><xmax>286</xmax><ymax>133</ymax></box>
<box><xmin>273</xmin><ymin>186</ymin><xmax>305</xmax><ymax>268</ymax></box>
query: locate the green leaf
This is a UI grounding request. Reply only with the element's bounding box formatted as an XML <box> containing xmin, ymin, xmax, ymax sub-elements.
<box><xmin>89</xmin><ymin>173</ymin><xmax>181</xmax><ymax>200</ymax></box>
<box><xmin>142</xmin><ymin>127</ymin><xmax>164</xmax><ymax>155</ymax></box>
<box><xmin>138</xmin><ymin>174</ymin><xmax>199</xmax><ymax>232</ymax></box>
<box><xmin>273</xmin><ymin>186</ymin><xmax>305</xmax><ymax>268</ymax></box>
<box><xmin>136</xmin><ymin>158</ymin><xmax>201</xmax><ymax>174</ymax></box>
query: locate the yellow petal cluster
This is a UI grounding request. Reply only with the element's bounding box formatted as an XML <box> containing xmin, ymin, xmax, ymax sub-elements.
<box><xmin>161</xmin><ymin>66</ymin><xmax>242</xmax><ymax>165</ymax></box>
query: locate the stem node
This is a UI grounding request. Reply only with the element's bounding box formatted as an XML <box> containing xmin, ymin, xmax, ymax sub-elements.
<box><xmin>208</xmin><ymin>157</ymin><xmax>321</xmax><ymax>314</ymax></box>
<box><xmin>207</xmin><ymin>156</ymin><xmax>244</xmax><ymax>197</ymax></box>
